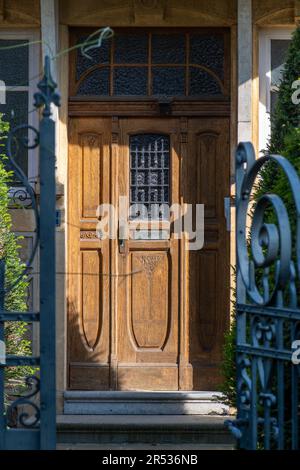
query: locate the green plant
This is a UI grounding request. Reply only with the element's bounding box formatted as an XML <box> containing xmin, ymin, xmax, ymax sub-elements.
<box><xmin>0</xmin><ymin>114</ymin><xmax>35</xmax><ymax>394</ymax></box>
<box><xmin>219</xmin><ymin>313</ymin><xmax>236</xmax><ymax>407</ymax></box>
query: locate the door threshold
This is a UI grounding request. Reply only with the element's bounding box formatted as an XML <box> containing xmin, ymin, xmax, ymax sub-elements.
<box><xmin>64</xmin><ymin>391</ymin><xmax>229</xmax><ymax>415</ymax></box>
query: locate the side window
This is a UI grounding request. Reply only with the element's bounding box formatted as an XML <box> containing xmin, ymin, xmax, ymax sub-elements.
<box><xmin>270</xmin><ymin>39</ymin><xmax>291</xmax><ymax>114</ymax></box>
<box><xmin>0</xmin><ymin>33</ymin><xmax>39</xmax><ymax>181</ymax></box>
<box><xmin>259</xmin><ymin>29</ymin><xmax>293</xmax><ymax>153</ymax></box>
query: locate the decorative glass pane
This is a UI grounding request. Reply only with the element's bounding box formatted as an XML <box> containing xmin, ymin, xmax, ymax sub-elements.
<box><xmin>0</xmin><ymin>91</ymin><xmax>28</xmax><ymax>174</ymax></box>
<box><xmin>190</xmin><ymin>34</ymin><xmax>224</xmax><ymax>79</ymax></box>
<box><xmin>76</xmin><ymin>36</ymin><xmax>110</xmax><ymax>80</ymax></box>
<box><xmin>152</xmin><ymin>66</ymin><xmax>185</xmax><ymax>96</ymax></box>
<box><xmin>130</xmin><ymin>134</ymin><xmax>170</xmax><ymax>219</ymax></box>
<box><xmin>73</xmin><ymin>30</ymin><xmax>228</xmax><ymax>98</ymax></box>
<box><xmin>151</xmin><ymin>33</ymin><xmax>185</xmax><ymax>64</ymax></box>
<box><xmin>271</xmin><ymin>39</ymin><xmax>291</xmax><ymax>87</ymax></box>
<box><xmin>0</xmin><ymin>40</ymin><xmax>29</xmax><ymax>86</ymax></box>
<box><xmin>189</xmin><ymin>66</ymin><xmax>221</xmax><ymax>96</ymax></box>
<box><xmin>114</xmin><ymin>33</ymin><xmax>148</xmax><ymax>64</ymax></box>
<box><xmin>114</xmin><ymin>67</ymin><xmax>147</xmax><ymax>95</ymax></box>
<box><xmin>77</xmin><ymin>68</ymin><xmax>110</xmax><ymax>95</ymax></box>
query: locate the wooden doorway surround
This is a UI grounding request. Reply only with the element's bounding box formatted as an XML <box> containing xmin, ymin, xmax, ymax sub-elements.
<box><xmin>67</xmin><ymin>28</ymin><xmax>231</xmax><ymax>391</ymax></box>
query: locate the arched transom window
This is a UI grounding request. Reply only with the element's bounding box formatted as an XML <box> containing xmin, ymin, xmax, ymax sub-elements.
<box><xmin>70</xmin><ymin>29</ymin><xmax>229</xmax><ymax>99</ymax></box>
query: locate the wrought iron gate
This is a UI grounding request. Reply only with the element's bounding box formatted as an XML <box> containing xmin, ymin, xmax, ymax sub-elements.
<box><xmin>226</xmin><ymin>142</ymin><xmax>300</xmax><ymax>449</ymax></box>
<box><xmin>0</xmin><ymin>57</ymin><xmax>59</xmax><ymax>449</ymax></box>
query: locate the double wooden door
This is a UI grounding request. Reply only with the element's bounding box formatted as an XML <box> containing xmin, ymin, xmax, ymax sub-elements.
<box><xmin>68</xmin><ymin>116</ymin><xmax>230</xmax><ymax>391</ymax></box>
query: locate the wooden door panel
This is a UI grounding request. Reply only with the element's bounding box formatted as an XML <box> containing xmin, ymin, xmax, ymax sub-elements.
<box><xmin>130</xmin><ymin>251</ymin><xmax>170</xmax><ymax>350</ymax></box>
<box><xmin>81</xmin><ymin>249</ymin><xmax>103</xmax><ymax>350</ymax></box>
<box><xmin>184</xmin><ymin>118</ymin><xmax>230</xmax><ymax>390</ymax></box>
<box><xmin>80</xmin><ymin>133</ymin><xmax>103</xmax><ymax>219</ymax></box>
<box><xmin>121</xmin><ymin>247</ymin><xmax>176</xmax><ymax>354</ymax></box>
<box><xmin>68</xmin><ymin>118</ymin><xmax>111</xmax><ymax>390</ymax></box>
<box><xmin>116</xmin><ymin>119</ymin><xmax>180</xmax><ymax>390</ymax></box>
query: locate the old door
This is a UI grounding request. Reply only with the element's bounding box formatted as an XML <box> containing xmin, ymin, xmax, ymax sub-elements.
<box><xmin>68</xmin><ymin>116</ymin><xmax>230</xmax><ymax>390</ymax></box>
<box><xmin>68</xmin><ymin>27</ymin><xmax>231</xmax><ymax>391</ymax></box>
<box><xmin>115</xmin><ymin>118</ymin><xmax>180</xmax><ymax>390</ymax></box>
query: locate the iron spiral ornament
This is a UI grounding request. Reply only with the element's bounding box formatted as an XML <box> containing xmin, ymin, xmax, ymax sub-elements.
<box><xmin>6</xmin><ymin>376</ymin><xmax>40</xmax><ymax>428</ymax></box>
<box><xmin>236</xmin><ymin>142</ymin><xmax>300</xmax><ymax>306</ymax></box>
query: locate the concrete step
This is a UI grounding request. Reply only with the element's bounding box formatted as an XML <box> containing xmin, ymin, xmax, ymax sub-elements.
<box><xmin>64</xmin><ymin>391</ymin><xmax>229</xmax><ymax>415</ymax></box>
<box><xmin>57</xmin><ymin>415</ymin><xmax>235</xmax><ymax>449</ymax></box>
<box><xmin>57</xmin><ymin>443</ymin><xmax>234</xmax><ymax>450</ymax></box>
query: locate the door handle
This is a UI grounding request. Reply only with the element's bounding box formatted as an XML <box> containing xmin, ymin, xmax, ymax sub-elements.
<box><xmin>118</xmin><ymin>220</ymin><xmax>128</xmax><ymax>254</ymax></box>
<box><xmin>224</xmin><ymin>197</ymin><xmax>231</xmax><ymax>232</ymax></box>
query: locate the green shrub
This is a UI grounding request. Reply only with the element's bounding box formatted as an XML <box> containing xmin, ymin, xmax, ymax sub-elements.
<box><xmin>0</xmin><ymin>114</ymin><xmax>35</xmax><ymax>393</ymax></box>
<box><xmin>219</xmin><ymin>314</ymin><xmax>236</xmax><ymax>407</ymax></box>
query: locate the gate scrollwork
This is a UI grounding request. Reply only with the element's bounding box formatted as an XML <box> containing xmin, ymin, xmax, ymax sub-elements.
<box><xmin>226</xmin><ymin>142</ymin><xmax>300</xmax><ymax>450</ymax></box>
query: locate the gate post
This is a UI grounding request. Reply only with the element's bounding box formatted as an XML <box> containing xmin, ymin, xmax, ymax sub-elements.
<box><xmin>34</xmin><ymin>56</ymin><xmax>60</xmax><ymax>450</ymax></box>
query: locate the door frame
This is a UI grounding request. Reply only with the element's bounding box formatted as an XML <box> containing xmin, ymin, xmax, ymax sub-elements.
<box><xmin>67</xmin><ymin>26</ymin><xmax>232</xmax><ymax>392</ymax></box>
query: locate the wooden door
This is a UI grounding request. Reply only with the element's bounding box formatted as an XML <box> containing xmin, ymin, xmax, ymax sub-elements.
<box><xmin>115</xmin><ymin>118</ymin><xmax>180</xmax><ymax>390</ymax></box>
<box><xmin>68</xmin><ymin>118</ymin><xmax>111</xmax><ymax>390</ymax></box>
<box><xmin>68</xmin><ymin>116</ymin><xmax>230</xmax><ymax>391</ymax></box>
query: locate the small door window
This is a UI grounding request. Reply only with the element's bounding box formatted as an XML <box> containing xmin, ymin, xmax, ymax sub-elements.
<box><xmin>130</xmin><ymin>134</ymin><xmax>170</xmax><ymax>220</ymax></box>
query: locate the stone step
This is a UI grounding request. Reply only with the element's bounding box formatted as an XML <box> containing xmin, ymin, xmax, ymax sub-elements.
<box><xmin>64</xmin><ymin>391</ymin><xmax>229</xmax><ymax>415</ymax></box>
<box><xmin>57</xmin><ymin>443</ymin><xmax>234</xmax><ymax>450</ymax></box>
<box><xmin>57</xmin><ymin>415</ymin><xmax>235</xmax><ymax>448</ymax></box>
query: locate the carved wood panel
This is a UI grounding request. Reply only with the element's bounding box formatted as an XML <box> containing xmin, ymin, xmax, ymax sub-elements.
<box><xmin>81</xmin><ymin>250</ymin><xmax>103</xmax><ymax>351</ymax></box>
<box><xmin>130</xmin><ymin>252</ymin><xmax>170</xmax><ymax>350</ymax></box>
<box><xmin>68</xmin><ymin>118</ymin><xmax>111</xmax><ymax>390</ymax></box>
<box><xmin>184</xmin><ymin>117</ymin><xmax>230</xmax><ymax>390</ymax></box>
<box><xmin>80</xmin><ymin>133</ymin><xmax>102</xmax><ymax>220</ymax></box>
<box><xmin>196</xmin><ymin>132</ymin><xmax>218</xmax><ymax>219</ymax></box>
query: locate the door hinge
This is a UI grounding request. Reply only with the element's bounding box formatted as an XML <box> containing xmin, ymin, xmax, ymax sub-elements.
<box><xmin>224</xmin><ymin>197</ymin><xmax>231</xmax><ymax>232</ymax></box>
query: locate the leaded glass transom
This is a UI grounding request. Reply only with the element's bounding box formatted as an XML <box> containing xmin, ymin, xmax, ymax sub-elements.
<box><xmin>72</xmin><ymin>30</ymin><xmax>228</xmax><ymax>98</ymax></box>
<box><xmin>130</xmin><ymin>134</ymin><xmax>170</xmax><ymax>219</ymax></box>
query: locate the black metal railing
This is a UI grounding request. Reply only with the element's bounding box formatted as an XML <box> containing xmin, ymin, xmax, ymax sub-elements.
<box><xmin>0</xmin><ymin>56</ymin><xmax>59</xmax><ymax>450</ymax></box>
<box><xmin>226</xmin><ymin>142</ymin><xmax>300</xmax><ymax>450</ymax></box>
